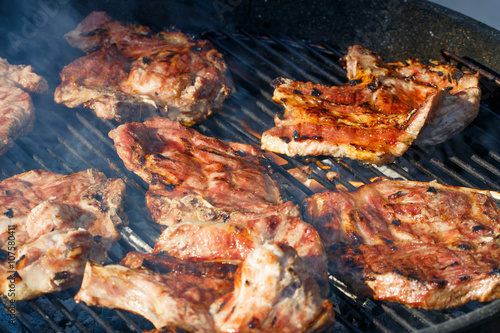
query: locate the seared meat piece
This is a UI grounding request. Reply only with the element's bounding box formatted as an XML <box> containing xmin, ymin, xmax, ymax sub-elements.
<box><xmin>153</xmin><ymin>215</ymin><xmax>329</xmax><ymax>296</ymax></box>
<box><xmin>0</xmin><ymin>169</ymin><xmax>127</xmax><ymax>300</ymax></box>
<box><xmin>302</xmin><ymin>177</ymin><xmax>500</xmax><ymax>309</ymax></box>
<box><xmin>55</xmin><ymin>11</ymin><xmax>231</xmax><ymax>126</ymax></box>
<box><xmin>0</xmin><ymin>58</ymin><xmax>48</xmax><ymax>94</ymax></box>
<box><xmin>1</xmin><ymin>229</ymin><xmax>105</xmax><ymax>300</ymax></box>
<box><xmin>0</xmin><ymin>57</ymin><xmax>48</xmax><ymax>156</ymax></box>
<box><xmin>74</xmin><ymin>261</ymin><xmax>234</xmax><ymax>331</ymax></box>
<box><xmin>262</xmin><ymin>45</ymin><xmax>481</xmax><ymax>165</ymax></box>
<box><xmin>109</xmin><ymin>117</ymin><xmax>299</xmax><ymax>225</ymax></box>
<box><xmin>210</xmin><ymin>243</ymin><xmax>335</xmax><ymax>332</ymax></box>
<box><xmin>75</xmin><ymin>244</ymin><xmax>334</xmax><ymax>332</ymax></box>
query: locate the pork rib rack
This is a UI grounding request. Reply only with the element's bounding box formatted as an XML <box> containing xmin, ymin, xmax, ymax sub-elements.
<box><xmin>261</xmin><ymin>45</ymin><xmax>481</xmax><ymax>165</ymax></box>
<box><xmin>303</xmin><ymin>177</ymin><xmax>500</xmax><ymax>309</ymax></box>
<box><xmin>54</xmin><ymin>11</ymin><xmax>232</xmax><ymax>126</ymax></box>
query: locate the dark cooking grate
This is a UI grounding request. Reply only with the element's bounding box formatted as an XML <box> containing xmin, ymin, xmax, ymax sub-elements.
<box><xmin>2</xmin><ymin>30</ymin><xmax>500</xmax><ymax>333</ymax></box>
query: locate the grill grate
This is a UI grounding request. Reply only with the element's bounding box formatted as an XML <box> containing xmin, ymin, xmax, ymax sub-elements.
<box><xmin>2</xmin><ymin>30</ymin><xmax>500</xmax><ymax>332</ymax></box>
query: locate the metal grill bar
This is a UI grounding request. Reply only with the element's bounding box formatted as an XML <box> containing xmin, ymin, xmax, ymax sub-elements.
<box><xmin>28</xmin><ymin>301</ymin><xmax>65</xmax><ymax>333</ymax></box>
<box><xmin>77</xmin><ymin>303</ymin><xmax>116</xmax><ymax>333</ymax></box>
<box><xmin>47</xmin><ymin>295</ymin><xmax>92</xmax><ymax>333</ymax></box>
<box><xmin>113</xmin><ymin>310</ymin><xmax>144</xmax><ymax>333</ymax></box>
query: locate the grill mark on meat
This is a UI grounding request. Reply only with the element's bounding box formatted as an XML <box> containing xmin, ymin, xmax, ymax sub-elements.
<box><xmin>247</xmin><ymin>317</ymin><xmax>260</xmax><ymax>328</ymax></box>
<box><xmin>427</xmin><ymin>186</ymin><xmax>437</xmax><ymax>193</ymax></box>
<box><xmin>457</xmin><ymin>244</ymin><xmax>471</xmax><ymax>250</ymax></box>
<box><xmin>440</xmin><ymin>261</ymin><xmax>459</xmax><ymax>270</ymax></box>
<box><xmin>473</xmin><ymin>225</ymin><xmax>486</xmax><ymax>232</ymax></box>
<box><xmin>4</xmin><ymin>208</ymin><xmax>13</xmax><ymax>218</ymax></box>
<box><xmin>0</xmin><ymin>249</ymin><xmax>8</xmax><ymax>261</ymax></box>
<box><xmin>235</xmin><ymin>150</ymin><xmax>247</xmax><ymax>157</ymax></box>
<box><xmin>391</xmin><ymin>219</ymin><xmax>401</xmax><ymax>226</ymax></box>
<box><xmin>311</xmin><ymin>87</ymin><xmax>322</xmax><ymax>96</ymax></box>
<box><xmin>388</xmin><ymin>191</ymin><xmax>406</xmax><ymax>200</ymax></box>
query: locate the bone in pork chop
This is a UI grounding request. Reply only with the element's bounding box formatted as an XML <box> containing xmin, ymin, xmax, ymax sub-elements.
<box><xmin>261</xmin><ymin>45</ymin><xmax>481</xmax><ymax>165</ymax></box>
<box><xmin>109</xmin><ymin>117</ymin><xmax>300</xmax><ymax>226</ymax></box>
<box><xmin>302</xmin><ymin>177</ymin><xmax>500</xmax><ymax>309</ymax></box>
<box><xmin>0</xmin><ymin>169</ymin><xmax>127</xmax><ymax>300</ymax></box>
<box><xmin>75</xmin><ymin>253</ymin><xmax>235</xmax><ymax>331</ymax></box>
<box><xmin>210</xmin><ymin>243</ymin><xmax>335</xmax><ymax>332</ymax></box>
<box><xmin>0</xmin><ymin>57</ymin><xmax>48</xmax><ymax>157</ymax></box>
<box><xmin>54</xmin><ymin>11</ymin><xmax>231</xmax><ymax>126</ymax></box>
<box><xmin>75</xmin><ymin>243</ymin><xmax>334</xmax><ymax>332</ymax></box>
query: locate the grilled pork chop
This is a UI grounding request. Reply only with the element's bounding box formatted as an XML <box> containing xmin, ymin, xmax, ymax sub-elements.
<box><xmin>109</xmin><ymin>117</ymin><xmax>299</xmax><ymax>225</ymax></box>
<box><xmin>0</xmin><ymin>57</ymin><xmax>48</xmax><ymax>156</ymax></box>
<box><xmin>302</xmin><ymin>177</ymin><xmax>500</xmax><ymax>309</ymax></box>
<box><xmin>261</xmin><ymin>45</ymin><xmax>481</xmax><ymax>165</ymax></box>
<box><xmin>153</xmin><ymin>215</ymin><xmax>329</xmax><ymax>296</ymax></box>
<box><xmin>210</xmin><ymin>243</ymin><xmax>335</xmax><ymax>332</ymax></box>
<box><xmin>75</xmin><ymin>254</ymin><xmax>235</xmax><ymax>332</ymax></box>
<box><xmin>0</xmin><ymin>169</ymin><xmax>127</xmax><ymax>300</ymax></box>
<box><xmin>54</xmin><ymin>11</ymin><xmax>231</xmax><ymax>126</ymax></box>
<box><xmin>75</xmin><ymin>261</ymin><xmax>233</xmax><ymax>331</ymax></box>
<box><xmin>75</xmin><ymin>244</ymin><xmax>334</xmax><ymax>332</ymax></box>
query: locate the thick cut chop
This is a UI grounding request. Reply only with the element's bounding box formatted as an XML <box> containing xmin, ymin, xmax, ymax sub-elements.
<box><xmin>0</xmin><ymin>169</ymin><xmax>127</xmax><ymax>300</ymax></box>
<box><xmin>302</xmin><ymin>177</ymin><xmax>500</xmax><ymax>309</ymax></box>
<box><xmin>55</xmin><ymin>11</ymin><xmax>231</xmax><ymax>126</ymax></box>
<box><xmin>0</xmin><ymin>57</ymin><xmax>48</xmax><ymax>156</ymax></box>
<box><xmin>153</xmin><ymin>215</ymin><xmax>329</xmax><ymax>295</ymax></box>
<box><xmin>210</xmin><ymin>243</ymin><xmax>335</xmax><ymax>332</ymax></box>
<box><xmin>74</xmin><ymin>260</ymin><xmax>234</xmax><ymax>331</ymax></box>
<box><xmin>262</xmin><ymin>45</ymin><xmax>481</xmax><ymax>165</ymax></box>
<box><xmin>109</xmin><ymin>117</ymin><xmax>299</xmax><ymax>225</ymax></box>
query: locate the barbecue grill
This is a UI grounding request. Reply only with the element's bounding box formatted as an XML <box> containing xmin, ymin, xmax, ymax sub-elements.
<box><xmin>1</xmin><ymin>0</ymin><xmax>500</xmax><ymax>332</ymax></box>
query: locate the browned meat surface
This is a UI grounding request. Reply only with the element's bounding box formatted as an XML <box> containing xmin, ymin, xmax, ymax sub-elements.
<box><xmin>0</xmin><ymin>169</ymin><xmax>127</xmax><ymax>300</ymax></box>
<box><xmin>210</xmin><ymin>243</ymin><xmax>335</xmax><ymax>332</ymax></box>
<box><xmin>121</xmin><ymin>251</ymin><xmax>238</xmax><ymax>280</ymax></box>
<box><xmin>261</xmin><ymin>45</ymin><xmax>481</xmax><ymax>165</ymax></box>
<box><xmin>303</xmin><ymin>177</ymin><xmax>500</xmax><ymax>309</ymax></box>
<box><xmin>109</xmin><ymin>117</ymin><xmax>299</xmax><ymax>225</ymax></box>
<box><xmin>74</xmin><ymin>261</ymin><xmax>234</xmax><ymax>331</ymax></box>
<box><xmin>153</xmin><ymin>215</ymin><xmax>329</xmax><ymax>296</ymax></box>
<box><xmin>0</xmin><ymin>57</ymin><xmax>48</xmax><ymax>157</ymax></box>
<box><xmin>54</xmin><ymin>11</ymin><xmax>231</xmax><ymax>126</ymax></box>
<box><xmin>2</xmin><ymin>230</ymin><xmax>105</xmax><ymax>301</ymax></box>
